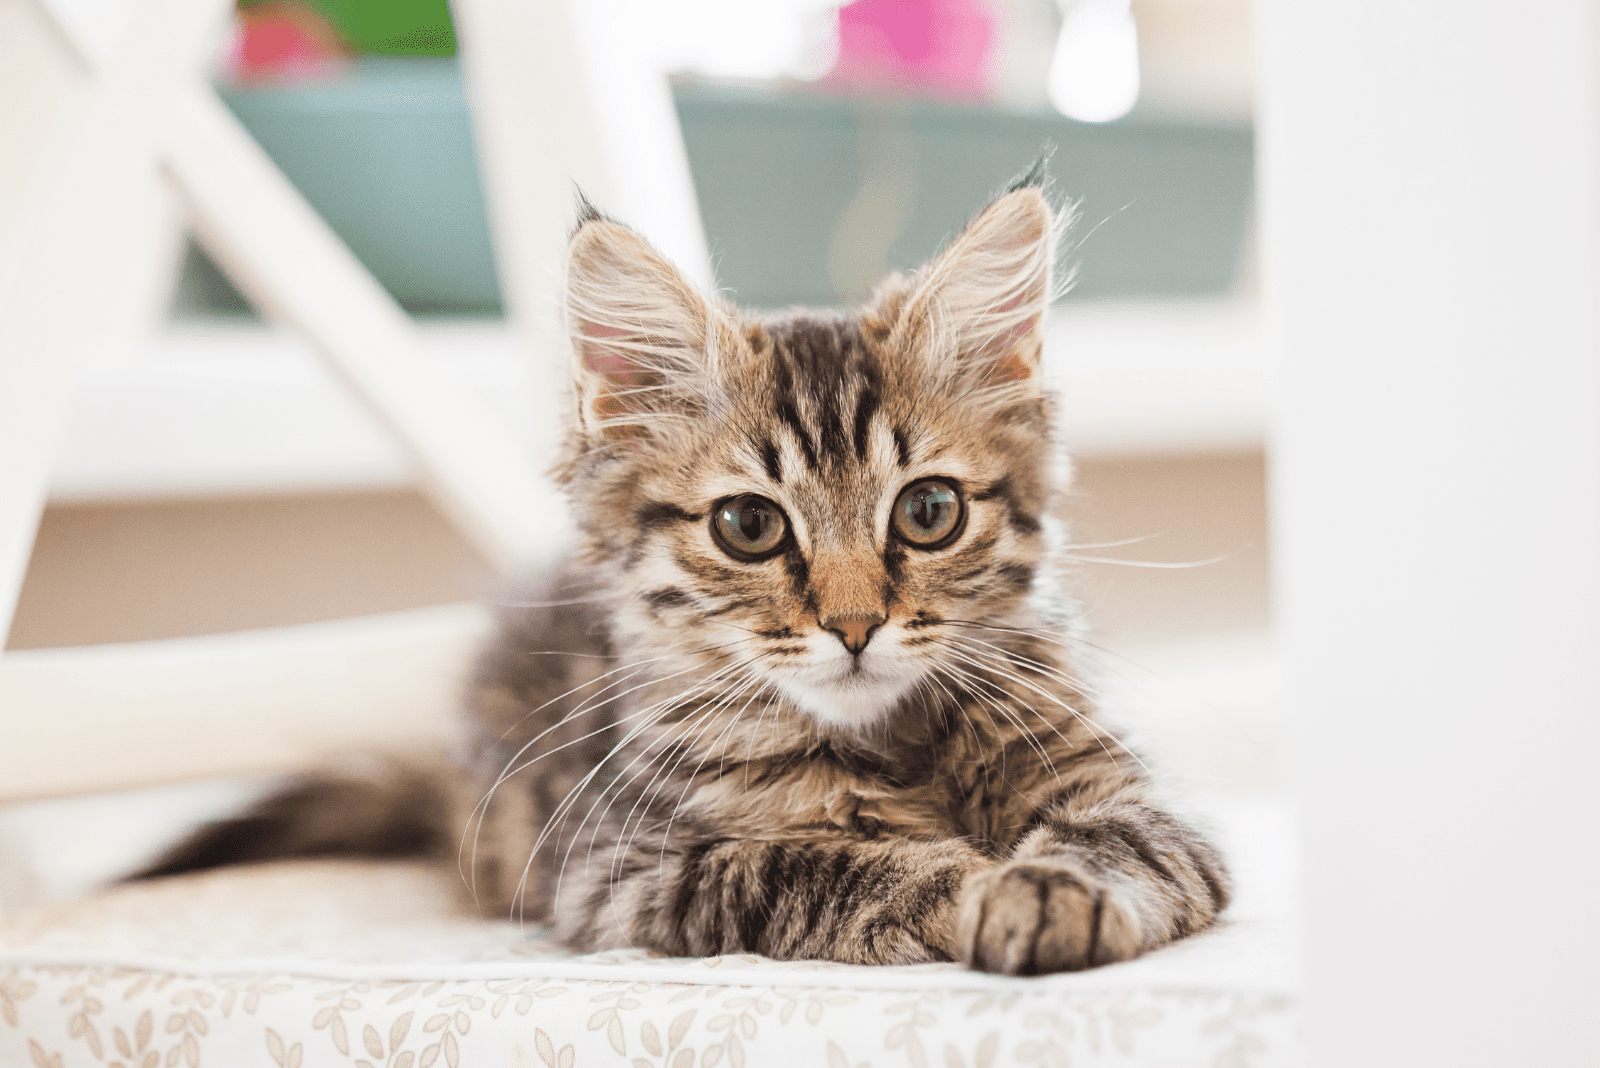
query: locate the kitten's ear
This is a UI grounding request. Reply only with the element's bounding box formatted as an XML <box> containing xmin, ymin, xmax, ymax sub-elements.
<box><xmin>565</xmin><ymin>207</ymin><xmax>731</xmax><ymax>440</ymax></box>
<box><xmin>899</xmin><ymin>183</ymin><xmax>1059</xmax><ymax>390</ymax></box>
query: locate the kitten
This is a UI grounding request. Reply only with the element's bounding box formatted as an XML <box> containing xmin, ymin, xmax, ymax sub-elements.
<box><xmin>140</xmin><ymin>166</ymin><xmax>1230</xmax><ymax>975</ymax></box>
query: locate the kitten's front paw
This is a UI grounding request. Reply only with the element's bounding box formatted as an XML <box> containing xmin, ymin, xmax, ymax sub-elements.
<box><xmin>957</xmin><ymin>859</ymin><xmax>1142</xmax><ymax>974</ymax></box>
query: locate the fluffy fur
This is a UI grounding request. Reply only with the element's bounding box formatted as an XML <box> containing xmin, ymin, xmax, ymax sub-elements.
<box><xmin>139</xmin><ymin>173</ymin><xmax>1230</xmax><ymax>975</ymax></box>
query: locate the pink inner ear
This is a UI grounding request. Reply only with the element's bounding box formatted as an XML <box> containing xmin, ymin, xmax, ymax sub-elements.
<box><xmin>988</xmin><ymin>330</ymin><xmax>1036</xmax><ymax>383</ymax></box>
<box><xmin>576</xmin><ymin>318</ymin><xmax>662</xmax><ymax>435</ymax></box>
<box><xmin>976</xmin><ymin>293</ymin><xmax>1041</xmax><ymax>383</ymax></box>
<box><xmin>579</xmin><ymin>320</ymin><xmax>637</xmax><ymax>376</ymax></box>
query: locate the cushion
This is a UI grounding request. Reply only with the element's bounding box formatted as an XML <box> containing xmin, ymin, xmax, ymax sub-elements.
<box><xmin>0</xmin><ymin>794</ymin><xmax>1296</xmax><ymax>1067</ymax></box>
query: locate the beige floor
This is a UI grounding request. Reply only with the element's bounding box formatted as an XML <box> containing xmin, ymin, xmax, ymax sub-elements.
<box><xmin>7</xmin><ymin>490</ymin><xmax>493</xmax><ymax>649</ymax></box>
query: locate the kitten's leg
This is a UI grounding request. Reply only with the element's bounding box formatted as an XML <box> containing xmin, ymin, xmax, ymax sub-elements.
<box><xmin>957</xmin><ymin>783</ymin><xmax>1232</xmax><ymax>974</ymax></box>
<box><xmin>556</xmin><ymin>833</ymin><xmax>992</xmax><ymax>965</ymax></box>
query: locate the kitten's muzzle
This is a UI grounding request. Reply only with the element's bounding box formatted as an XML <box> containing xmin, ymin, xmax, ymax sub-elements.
<box><xmin>822</xmin><ymin>611</ymin><xmax>887</xmax><ymax>655</ymax></box>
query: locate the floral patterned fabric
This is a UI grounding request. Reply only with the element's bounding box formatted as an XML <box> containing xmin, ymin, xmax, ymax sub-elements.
<box><xmin>0</xmin><ymin>797</ymin><xmax>1297</xmax><ymax>1067</ymax></box>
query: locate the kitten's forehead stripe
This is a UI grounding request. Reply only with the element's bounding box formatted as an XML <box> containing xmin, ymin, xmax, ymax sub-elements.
<box><xmin>852</xmin><ymin>383</ymin><xmax>880</xmax><ymax>461</ymax></box>
<box><xmin>775</xmin><ymin>398</ymin><xmax>818</xmax><ymax>470</ymax></box>
<box><xmin>765</xmin><ymin>317</ymin><xmax>883</xmax><ymax>472</ymax></box>
<box><xmin>892</xmin><ymin>427</ymin><xmax>912</xmax><ymax>468</ymax></box>
<box><xmin>759</xmin><ymin>439</ymin><xmax>782</xmax><ymax>483</ymax></box>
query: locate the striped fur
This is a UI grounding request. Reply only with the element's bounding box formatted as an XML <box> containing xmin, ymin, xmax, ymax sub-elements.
<box><xmin>462</xmin><ymin>179</ymin><xmax>1230</xmax><ymax>973</ymax></box>
<box><xmin>138</xmin><ymin>176</ymin><xmax>1229</xmax><ymax>975</ymax></box>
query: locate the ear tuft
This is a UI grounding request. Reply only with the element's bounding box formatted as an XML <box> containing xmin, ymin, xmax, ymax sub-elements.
<box><xmin>565</xmin><ymin>213</ymin><xmax>727</xmax><ymax>442</ymax></box>
<box><xmin>570</xmin><ymin>186</ymin><xmax>607</xmax><ymax>237</ymax></box>
<box><xmin>900</xmin><ymin>183</ymin><xmax>1062</xmax><ymax>393</ymax></box>
<box><xmin>1004</xmin><ymin>145</ymin><xmax>1056</xmax><ymax>194</ymax></box>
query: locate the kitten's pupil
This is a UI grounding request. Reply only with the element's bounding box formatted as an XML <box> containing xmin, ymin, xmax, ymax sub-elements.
<box><xmin>736</xmin><ymin>506</ymin><xmax>765</xmax><ymax>541</ymax></box>
<box><xmin>909</xmin><ymin>491</ymin><xmax>951</xmax><ymax>530</ymax></box>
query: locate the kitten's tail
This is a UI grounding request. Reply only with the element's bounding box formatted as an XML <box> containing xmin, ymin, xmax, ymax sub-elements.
<box><xmin>129</xmin><ymin>759</ymin><xmax>455</xmax><ymax>881</ymax></box>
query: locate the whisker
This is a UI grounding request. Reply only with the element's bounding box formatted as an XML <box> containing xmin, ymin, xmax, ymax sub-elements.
<box><xmin>463</xmin><ymin>657</ymin><xmax>657</xmax><ymax>896</ymax></box>
<box><xmin>591</xmin><ymin>700</ymin><xmax>733</xmax><ymax>937</ymax></box>
<box><xmin>595</xmin><ymin>681</ymin><xmax>763</xmax><ymax>939</ymax></box>
<box><xmin>739</xmin><ymin>687</ymin><xmax>782</xmax><ymax>784</ymax></box>
<box><xmin>577</xmin><ymin>670</ymin><xmax>764</xmax><ymax>937</ymax></box>
<box><xmin>922</xmin><ymin>668</ymin><xmax>982</xmax><ymax>748</ymax></box>
<box><xmin>608</xmin><ymin>670</ymin><xmax>763</xmax><ymax>878</ymax></box>
<box><xmin>937</xmin><ymin>629</ymin><xmax>1102</xmax><ymax>701</ymax></box>
<box><xmin>939</xmin><ymin>640</ymin><xmax>1151</xmax><ymax>780</ymax></box>
<box><xmin>505</xmin><ymin>694</ymin><xmax>689</xmax><ymax>923</ymax></box>
<box><xmin>492</xmin><ymin>644</ymin><xmax>729</xmax><ymax>744</ymax></box>
<box><xmin>936</xmin><ymin>657</ymin><xmax>1061</xmax><ymax>782</ymax></box>
<box><xmin>531</xmin><ymin>657</ymin><xmax>763</xmax><ymax>921</ymax></box>
<box><xmin>942</xmin><ymin>621</ymin><xmax>1192</xmax><ymax>731</ymax></box>
<box><xmin>938</xmin><ymin>620</ymin><xmax>1125</xmax><ymax>696</ymax></box>
<box><xmin>938</xmin><ymin>644</ymin><xmax>1085</xmax><ymax>750</ymax></box>
<box><xmin>1060</xmin><ymin>552</ymin><xmax>1229</xmax><ymax>569</ymax></box>
<box><xmin>1057</xmin><ymin>534</ymin><xmax>1162</xmax><ymax>551</ymax></box>
<box><xmin>488</xmin><ymin>592</ymin><xmax>629</xmax><ymax>609</ymax></box>
<box><xmin>487</xmin><ymin>658</ymin><xmax>739</xmax><ymax>919</ymax></box>
<box><xmin>933</xmin><ymin>666</ymin><xmax>1019</xmax><ymax>785</ymax></box>
<box><xmin>650</xmin><ymin>676</ymin><xmax>773</xmax><ymax>871</ymax></box>
<box><xmin>535</xmin><ymin>665</ymin><xmax>746</xmax><ymax>868</ymax></box>
<box><xmin>504</xmin><ymin>650</ymin><xmax>622</xmax><ymax>660</ymax></box>
<box><xmin>463</xmin><ymin>651</ymin><xmax>731</xmax><ymax>895</ymax></box>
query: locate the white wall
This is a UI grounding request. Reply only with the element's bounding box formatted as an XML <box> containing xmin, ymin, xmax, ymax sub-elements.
<box><xmin>1260</xmin><ymin>1</ymin><xmax>1600</xmax><ymax>1063</ymax></box>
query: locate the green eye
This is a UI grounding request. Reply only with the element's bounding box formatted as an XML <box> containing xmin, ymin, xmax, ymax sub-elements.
<box><xmin>711</xmin><ymin>495</ymin><xmax>788</xmax><ymax>559</ymax></box>
<box><xmin>892</xmin><ymin>479</ymin><xmax>964</xmax><ymax>549</ymax></box>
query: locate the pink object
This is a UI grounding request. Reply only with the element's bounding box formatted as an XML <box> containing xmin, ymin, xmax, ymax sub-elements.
<box><xmin>829</xmin><ymin>0</ymin><xmax>997</xmax><ymax>100</ymax></box>
<box><xmin>225</xmin><ymin>2</ymin><xmax>347</xmax><ymax>85</ymax></box>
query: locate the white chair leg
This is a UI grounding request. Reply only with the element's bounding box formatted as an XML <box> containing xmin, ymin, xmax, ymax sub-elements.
<box><xmin>165</xmin><ymin>88</ymin><xmax>569</xmax><ymax>576</ymax></box>
<box><xmin>0</xmin><ymin>0</ymin><xmax>233</xmax><ymax>644</ymax></box>
<box><xmin>0</xmin><ymin>604</ymin><xmax>486</xmax><ymax>803</ymax></box>
<box><xmin>452</xmin><ymin>0</ymin><xmax>712</xmax><ymax>349</ymax></box>
<box><xmin>0</xmin><ymin>25</ymin><xmax>128</xmax><ymax>643</ymax></box>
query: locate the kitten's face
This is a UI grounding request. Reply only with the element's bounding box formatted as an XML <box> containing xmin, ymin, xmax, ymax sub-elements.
<box><xmin>560</xmin><ymin>185</ymin><xmax>1059</xmax><ymax>729</ymax></box>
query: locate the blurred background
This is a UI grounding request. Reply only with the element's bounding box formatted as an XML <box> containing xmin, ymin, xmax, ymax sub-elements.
<box><xmin>14</xmin><ymin>4</ymin><xmax>1600</xmax><ymax>1060</ymax></box>
<box><xmin>2</xmin><ymin>0</ymin><xmax>1268</xmax><ymax>905</ymax></box>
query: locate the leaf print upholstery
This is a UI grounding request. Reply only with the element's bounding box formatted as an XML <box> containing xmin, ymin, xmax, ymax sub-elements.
<box><xmin>0</xmin><ymin>797</ymin><xmax>1297</xmax><ymax>1066</ymax></box>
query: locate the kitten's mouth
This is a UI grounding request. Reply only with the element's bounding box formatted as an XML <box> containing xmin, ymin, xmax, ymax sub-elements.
<box><xmin>770</xmin><ymin>651</ymin><xmax>919</xmax><ymax>728</ymax></box>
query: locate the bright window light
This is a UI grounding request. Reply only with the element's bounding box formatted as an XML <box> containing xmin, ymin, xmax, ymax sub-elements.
<box><xmin>630</xmin><ymin>0</ymin><xmax>841</xmax><ymax>81</ymax></box>
<box><xmin>1048</xmin><ymin>0</ymin><xmax>1140</xmax><ymax>123</ymax></box>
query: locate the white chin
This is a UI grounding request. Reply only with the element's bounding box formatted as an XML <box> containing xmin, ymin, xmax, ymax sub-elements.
<box><xmin>778</xmin><ymin>671</ymin><xmax>918</xmax><ymax>729</ymax></box>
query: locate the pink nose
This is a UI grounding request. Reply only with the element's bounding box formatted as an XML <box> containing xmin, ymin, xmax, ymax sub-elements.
<box><xmin>822</xmin><ymin>612</ymin><xmax>886</xmax><ymax>654</ymax></box>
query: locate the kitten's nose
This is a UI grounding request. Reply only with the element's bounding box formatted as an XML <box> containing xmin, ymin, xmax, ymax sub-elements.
<box><xmin>822</xmin><ymin>612</ymin><xmax>886</xmax><ymax>655</ymax></box>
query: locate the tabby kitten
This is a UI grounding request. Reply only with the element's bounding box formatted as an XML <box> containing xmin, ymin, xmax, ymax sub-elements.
<box><xmin>142</xmin><ymin>168</ymin><xmax>1229</xmax><ymax>975</ymax></box>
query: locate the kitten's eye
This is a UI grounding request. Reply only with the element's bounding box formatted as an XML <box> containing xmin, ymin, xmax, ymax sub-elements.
<box><xmin>711</xmin><ymin>495</ymin><xmax>789</xmax><ymax>560</ymax></box>
<box><xmin>892</xmin><ymin>479</ymin><xmax>964</xmax><ymax>549</ymax></box>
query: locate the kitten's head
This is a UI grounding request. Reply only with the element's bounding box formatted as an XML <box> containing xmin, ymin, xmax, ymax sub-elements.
<box><xmin>557</xmin><ymin>175</ymin><xmax>1066</xmax><ymax>730</ymax></box>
